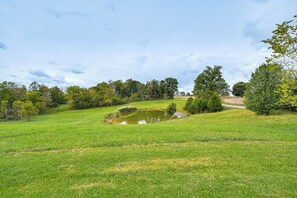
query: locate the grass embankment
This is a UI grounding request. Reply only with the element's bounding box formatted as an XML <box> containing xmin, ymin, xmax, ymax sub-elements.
<box><xmin>0</xmin><ymin>98</ymin><xmax>296</xmax><ymax>197</ymax></box>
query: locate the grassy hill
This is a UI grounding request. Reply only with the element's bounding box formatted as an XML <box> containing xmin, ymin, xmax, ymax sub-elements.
<box><xmin>0</xmin><ymin>98</ymin><xmax>296</xmax><ymax>197</ymax></box>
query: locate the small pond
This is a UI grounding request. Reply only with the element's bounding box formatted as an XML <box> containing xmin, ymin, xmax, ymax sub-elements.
<box><xmin>104</xmin><ymin>107</ymin><xmax>188</xmax><ymax>125</ymax></box>
<box><xmin>118</xmin><ymin>110</ymin><xmax>172</xmax><ymax>125</ymax></box>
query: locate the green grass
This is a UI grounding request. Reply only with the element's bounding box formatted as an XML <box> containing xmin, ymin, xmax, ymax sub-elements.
<box><xmin>0</xmin><ymin>98</ymin><xmax>296</xmax><ymax>197</ymax></box>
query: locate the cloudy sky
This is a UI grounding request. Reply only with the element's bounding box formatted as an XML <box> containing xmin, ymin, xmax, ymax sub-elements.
<box><xmin>0</xmin><ymin>0</ymin><xmax>296</xmax><ymax>91</ymax></box>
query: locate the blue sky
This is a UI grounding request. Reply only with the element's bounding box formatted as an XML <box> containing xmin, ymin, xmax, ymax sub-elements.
<box><xmin>0</xmin><ymin>0</ymin><xmax>296</xmax><ymax>91</ymax></box>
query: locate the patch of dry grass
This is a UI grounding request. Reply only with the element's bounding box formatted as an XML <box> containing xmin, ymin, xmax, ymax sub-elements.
<box><xmin>104</xmin><ymin>157</ymin><xmax>214</xmax><ymax>173</ymax></box>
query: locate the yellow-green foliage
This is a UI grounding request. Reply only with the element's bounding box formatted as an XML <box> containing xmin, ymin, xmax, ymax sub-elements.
<box><xmin>277</xmin><ymin>70</ymin><xmax>297</xmax><ymax>109</ymax></box>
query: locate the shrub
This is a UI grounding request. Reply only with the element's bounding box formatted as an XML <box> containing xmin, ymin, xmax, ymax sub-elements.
<box><xmin>118</xmin><ymin>106</ymin><xmax>138</xmax><ymax>113</ymax></box>
<box><xmin>21</xmin><ymin>101</ymin><xmax>38</xmax><ymax>121</ymax></box>
<box><xmin>183</xmin><ymin>97</ymin><xmax>193</xmax><ymax>110</ymax></box>
<box><xmin>34</xmin><ymin>101</ymin><xmax>45</xmax><ymax>114</ymax></box>
<box><xmin>207</xmin><ymin>93</ymin><xmax>223</xmax><ymax>112</ymax></box>
<box><xmin>166</xmin><ymin>103</ymin><xmax>177</xmax><ymax>115</ymax></box>
<box><xmin>189</xmin><ymin>98</ymin><xmax>208</xmax><ymax>114</ymax></box>
<box><xmin>104</xmin><ymin>113</ymin><xmax>117</xmax><ymax>124</ymax></box>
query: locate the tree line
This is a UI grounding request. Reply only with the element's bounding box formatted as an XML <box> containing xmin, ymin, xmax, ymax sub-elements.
<box><xmin>66</xmin><ymin>78</ymin><xmax>178</xmax><ymax>109</ymax></box>
<box><xmin>1</xmin><ymin>16</ymin><xmax>296</xmax><ymax>119</ymax></box>
<box><xmin>0</xmin><ymin>81</ymin><xmax>66</xmax><ymax>120</ymax></box>
<box><xmin>0</xmin><ymin>78</ymin><xmax>178</xmax><ymax>120</ymax></box>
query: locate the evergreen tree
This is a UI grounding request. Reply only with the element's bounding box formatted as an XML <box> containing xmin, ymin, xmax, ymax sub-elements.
<box><xmin>183</xmin><ymin>97</ymin><xmax>193</xmax><ymax>110</ymax></box>
<box><xmin>245</xmin><ymin>63</ymin><xmax>282</xmax><ymax>115</ymax></box>
<box><xmin>207</xmin><ymin>93</ymin><xmax>223</xmax><ymax>112</ymax></box>
<box><xmin>189</xmin><ymin>98</ymin><xmax>208</xmax><ymax>114</ymax></box>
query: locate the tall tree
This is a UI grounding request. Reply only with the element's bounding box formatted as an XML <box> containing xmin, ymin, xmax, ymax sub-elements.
<box><xmin>164</xmin><ymin>78</ymin><xmax>178</xmax><ymax>99</ymax></box>
<box><xmin>232</xmin><ymin>82</ymin><xmax>248</xmax><ymax>97</ymax></box>
<box><xmin>245</xmin><ymin>63</ymin><xmax>282</xmax><ymax>115</ymax></box>
<box><xmin>110</xmin><ymin>80</ymin><xmax>125</xmax><ymax>98</ymax></box>
<box><xmin>28</xmin><ymin>81</ymin><xmax>40</xmax><ymax>91</ymax></box>
<box><xmin>263</xmin><ymin>15</ymin><xmax>297</xmax><ymax>110</ymax></box>
<box><xmin>92</xmin><ymin>82</ymin><xmax>120</xmax><ymax>106</ymax></box>
<box><xmin>262</xmin><ymin>15</ymin><xmax>297</xmax><ymax>76</ymax></box>
<box><xmin>21</xmin><ymin>101</ymin><xmax>38</xmax><ymax>121</ymax></box>
<box><xmin>66</xmin><ymin>86</ymin><xmax>91</xmax><ymax>109</ymax></box>
<box><xmin>276</xmin><ymin>70</ymin><xmax>297</xmax><ymax>110</ymax></box>
<box><xmin>0</xmin><ymin>81</ymin><xmax>27</xmax><ymax>106</ymax></box>
<box><xmin>193</xmin><ymin>66</ymin><xmax>229</xmax><ymax>98</ymax></box>
<box><xmin>146</xmin><ymin>80</ymin><xmax>161</xmax><ymax>99</ymax></box>
<box><xmin>50</xmin><ymin>86</ymin><xmax>66</xmax><ymax>107</ymax></box>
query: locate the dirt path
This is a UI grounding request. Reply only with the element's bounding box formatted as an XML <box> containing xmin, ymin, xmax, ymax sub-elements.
<box><xmin>222</xmin><ymin>104</ymin><xmax>245</xmax><ymax>109</ymax></box>
<box><xmin>221</xmin><ymin>97</ymin><xmax>244</xmax><ymax>106</ymax></box>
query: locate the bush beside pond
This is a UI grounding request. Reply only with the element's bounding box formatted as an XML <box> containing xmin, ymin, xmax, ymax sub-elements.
<box><xmin>184</xmin><ymin>93</ymin><xmax>223</xmax><ymax>114</ymax></box>
<box><xmin>118</xmin><ymin>106</ymin><xmax>138</xmax><ymax>113</ymax></box>
<box><xmin>166</xmin><ymin>103</ymin><xmax>177</xmax><ymax>115</ymax></box>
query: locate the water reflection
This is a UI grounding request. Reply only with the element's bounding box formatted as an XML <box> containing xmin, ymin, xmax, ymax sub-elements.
<box><xmin>118</xmin><ymin>110</ymin><xmax>172</xmax><ymax>125</ymax></box>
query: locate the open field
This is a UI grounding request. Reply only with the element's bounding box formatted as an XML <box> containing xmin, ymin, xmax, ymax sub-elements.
<box><xmin>221</xmin><ymin>96</ymin><xmax>244</xmax><ymax>106</ymax></box>
<box><xmin>0</xmin><ymin>98</ymin><xmax>296</xmax><ymax>197</ymax></box>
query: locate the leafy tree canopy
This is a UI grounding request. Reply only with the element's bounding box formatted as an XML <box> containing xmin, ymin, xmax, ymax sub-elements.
<box><xmin>262</xmin><ymin>15</ymin><xmax>297</xmax><ymax>76</ymax></box>
<box><xmin>263</xmin><ymin>15</ymin><xmax>297</xmax><ymax>110</ymax></box>
<box><xmin>232</xmin><ymin>82</ymin><xmax>248</xmax><ymax>97</ymax></box>
<box><xmin>193</xmin><ymin>65</ymin><xmax>230</xmax><ymax>98</ymax></box>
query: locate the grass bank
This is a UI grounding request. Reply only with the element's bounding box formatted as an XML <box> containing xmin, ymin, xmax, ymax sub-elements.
<box><xmin>0</xmin><ymin>98</ymin><xmax>296</xmax><ymax>197</ymax></box>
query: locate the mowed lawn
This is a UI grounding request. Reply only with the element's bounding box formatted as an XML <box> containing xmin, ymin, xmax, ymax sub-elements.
<box><xmin>0</xmin><ymin>98</ymin><xmax>296</xmax><ymax>197</ymax></box>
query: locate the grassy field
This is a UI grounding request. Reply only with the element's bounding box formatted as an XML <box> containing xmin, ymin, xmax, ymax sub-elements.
<box><xmin>0</xmin><ymin>98</ymin><xmax>296</xmax><ymax>197</ymax></box>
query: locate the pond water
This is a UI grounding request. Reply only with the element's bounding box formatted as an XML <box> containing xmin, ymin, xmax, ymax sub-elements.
<box><xmin>118</xmin><ymin>110</ymin><xmax>172</xmax><ymax>125</ymax></box>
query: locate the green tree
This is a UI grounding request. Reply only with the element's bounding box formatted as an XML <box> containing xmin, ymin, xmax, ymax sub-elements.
<box><xmin>0</xmin><ymin>81</ymin><xmax>27</xmax><ymax>106</ymax></box>
<box><xmin>34</xmin><ymin>101</ymin><xmax>45</xmax><ymax>113</ymax></box>
<box><xmin>26</xmin><ymin>91</ymin><xmax>44</xmax><ymax>105</ymax></box>
<box><xmin>124</xmin><ymin>79</ymin><xmax>142</xmax><ymax>98</ymax></box>
<box><xmin>193</xmin><ymin>66</ymin><xmax>229</xmax><ymax>99</ymax></box>
<box><xmin>0</xmin><ymin>100</ymin><xmax>10</xmax><ymax>120</ymax></box>
<box><xmin>29</xmin><ymin>81</ymin><xmax>40</xmax><ymax>91</ymax></box>
<box><xmin>21</xmin><ymin>101</ymin><xmax>38</xmax><ymax>121</ymax></box>
<box><xmin>50</xmin><ymin>86</ymin><xmax>66</xmax><ymax>107</ymax></box>
<box><xmin>263</xmin><ymin>15</ymin><xmax>297</xmax><ymax>110</ymax></box>
<box><xmin>207</xmin><ymin>93</ymin><xmax>223</xmax><ymax>112</ymax></box>
<box><xmin>66</xmin><ymin>86</ymin><xmax>92</xmax><ymax>109</ymax></box>
<box><xmin>145</xmin><ymin>80</ymin><xmax>161</xmax><ymax>99</ymax></box>
<box><xmin>12</xmin><ymin>101</ymin><xmax>24</xmax><ymax>120</ymax></box>
<box><xmin>38</xmin><ymin>84</ymin><xmax>52</xmax><ymax>107</ymax></box>
<box><xmin>262</xmin><ymin>15</ymin><xmax>297</xmax><ymax>76</ymax></box>
<box><xmin>276</xmin><ymin>70</ymin><xmax>297</xmax><ymax>110</ymax></box>
<box><xmin>0</xmin><ymin>82</ymin><xmax>27</xmax><ymax>120</ymax></box>
<box><xmin>166</xmin><ymin>103</ymin><xmax>177</xmax><ymax>115</ymax></box>
<box><xmin>189</xmin><ymin>98</ymin><xmax>208</xmax><ymax>114</ymax></box>
<box><xmin>245</xmin><ymin>63</ymin><xmax>282</xmax><ymax>115</ymax></box>
<box><xmin>93</xmin><ymin>82</ymin><xmax>121</xmax><ymax>106</ymax></box>
<box><xmin>183</xmin><ymin>97</ymin><xmax>193</xmax><ymax>110</ymax></box>
<box><xmin>110</xmin><ymin>80</ymin><xmax>125</xmax><ymax>98</ymax></box>
<box><xmin>164</xmin><ymin>78</ymin><xmax>178</xmax><ymax>99</ymax></box>
<box><xmin>232</xmin><ymin>82</ymin><xmax>248</xmax><ymax>97</ymax></box>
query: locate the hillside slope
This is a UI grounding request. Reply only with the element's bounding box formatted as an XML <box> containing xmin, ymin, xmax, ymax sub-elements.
<box><xmin>0</xmin><ymin>98</ymin><xmax>296</xmax><ymax>197</ymax></box>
